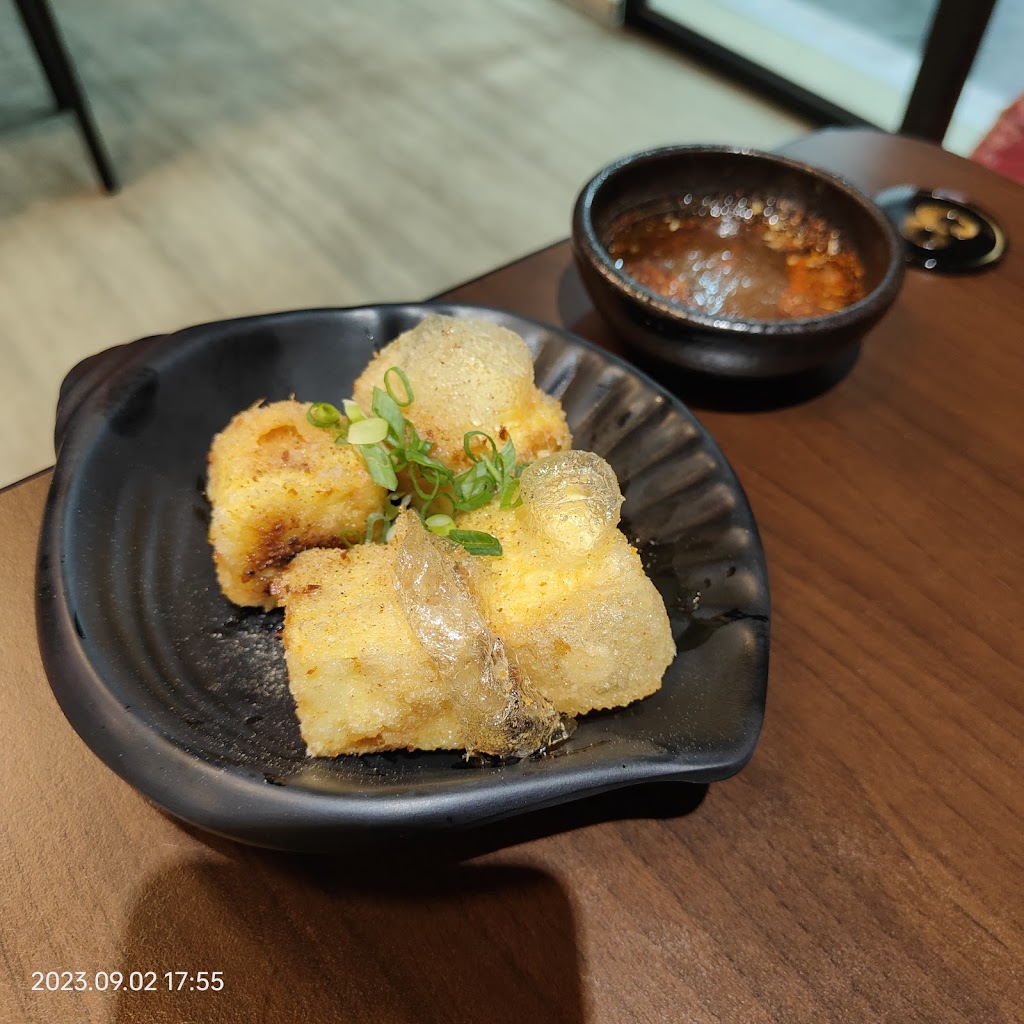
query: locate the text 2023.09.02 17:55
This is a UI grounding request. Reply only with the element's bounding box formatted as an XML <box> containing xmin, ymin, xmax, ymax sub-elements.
<box><xmin>31</xmin><ymin>970</ymin><xmax>224</xmax><ymax>992</ymax></box>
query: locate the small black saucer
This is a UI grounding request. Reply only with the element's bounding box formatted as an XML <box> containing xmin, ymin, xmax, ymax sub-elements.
<box><xmin>875</xmin><ymin>186</ymin><xmax>1007</xmax><ymax>273</ymax></box>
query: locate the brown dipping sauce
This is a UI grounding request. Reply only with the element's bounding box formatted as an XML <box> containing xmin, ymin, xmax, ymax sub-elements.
<box><xmin>606</xmin><ymin>196</ymin><xmax>866</xmax><ymax>320</ymax></box>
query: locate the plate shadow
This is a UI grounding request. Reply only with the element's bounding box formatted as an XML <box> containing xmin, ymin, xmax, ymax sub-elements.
<box><xmin>110</xmin><ymin>857</ymin><xmax>584</xmax><ymax>1024</ymax></box>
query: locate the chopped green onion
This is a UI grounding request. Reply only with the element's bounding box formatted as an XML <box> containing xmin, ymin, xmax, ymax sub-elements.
<box><xmin>307</xmin><ymin>402</ymin><xmax>341</xmax><ymax>428</ymax></box>
<box><xmin>342</xmin><ymin>399</ymin><xmax>366</xmax><ymax>423</ymax></box>
<box><xmin>463</xmin><ymin>430</ymin><xmax>499</xmax><ymax>465</ymax></box>
<box><xmin>409</xmin><ymin>462</ymin><xmax>442</xmax><ymax>503</ymax></box>
<box><xmin>358</xmin><ymin>442</ymin><xmax>399</xmax><ymax>490</ymax></box>
<box><xmin>448</xmin><ymin>529</ymin><xmax>503</xmax><ymax>556</ymax></box>
<box><xmin>500</xmin><ymin>477</ymin><xmax>523</xmax><ymax>509</ymax></box>
<box><xmin>371</xmin><ymin>386</ymin><xmax>406</xmax><ymax>443</ymax></box>
<box><xmin>364</xmin><ymin>511</ymin><xmax>390</xmax><ymax>544</ymax></box>
<box><xmin>499</xmin><ymin>438</ymin><xmax>519</xmax><ymax>475</ymax></box>
<box><xmin>346</xmin><ymin>417</ymin><xmax>390</xmax><ymax>445</ymax></box>
<box><xmin>384</xmin><ymin>366</ymin><xmax>414</xmax><ymax>407</ymax></box>
<box><xmin>308</xmin><ymin>366</ymin><xmax>531</xmax><ymax>555</ymax></box>
<box><xmin>425</xmin><ymin>513</ymin><xmax>455</xmax><ymax>536</ymax></box>
<box><xmin>405</xmin><ymin>445</ymin><xmax>448</xmax><ymax>474</ymax></box>
<box><xmin>452</xmin><ymin>460</ymin><xmax>496</xmax><ymax>512</ymax></box>
<box><xmin>423</xmin><ymin>491</ymin><xmax>456</xmax><ymax>519</ymax></box>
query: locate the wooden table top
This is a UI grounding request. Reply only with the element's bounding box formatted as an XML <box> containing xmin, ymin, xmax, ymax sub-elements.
<box><xmin>2</xmin><ymin>128</ymin><xmax>1022</xmax><ymax>1023</ymax></box>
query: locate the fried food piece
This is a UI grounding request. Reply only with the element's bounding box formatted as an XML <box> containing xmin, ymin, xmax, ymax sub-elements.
<box><xmin>207</xmin><ymin>400</ymin><xmax>387</xmax><ymax>610</ymax></box>
<box><xmin>454</xmin><ymin>451</ymin><xmax>676</xmax><ymax>716</ymax></box>
<box><xmin>394</xmin><ymin>516</ymin><xmax>573</xmax><ymax>758</ymax></box>
<box><xmin>273</xmin><ymin>538</ymin><xmax>463</xmax><ymax>756</ymax></box>
<box><xmin>275</xmin><ymin>515</ymin><xmax>571</xmax><ymax>757</ymax></box>
<box><xmin>353</xmin><ymin>314</ymin><xmax>571</xmax><ymax>472</ymax></box>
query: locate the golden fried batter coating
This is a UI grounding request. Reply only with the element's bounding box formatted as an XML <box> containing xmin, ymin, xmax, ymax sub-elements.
<box><xmin>275</xmin><ymin>514</ymin><xmax>571</xmax><ymax>758</ymax></box>
<box><xmin>207</xmin><ymin>322</ymin><xmax>674</xmax><ymax>758</ymax></box>
<box><xmin>274</xmin><ymin>454</ymin><xmax>675</xmax><ymax>757</ymax></box>
<box><xmin>454</xmin><ymin>452</ymin><xmax>676</xmax><ymax>716</ymax></box>
<box><xmin>273</xmin><ymin>539</ymin><xmax>465</xmax><ymax>756</ymax></box>
<box><xmin>353</xmin><ymin>314</ymin><xmax>571</xmax><ymax>472</ymax></box>
<box><xmin>207</xmin><ymin>400</ymin><xmax>387</xmax><ymax>610</ymax></box>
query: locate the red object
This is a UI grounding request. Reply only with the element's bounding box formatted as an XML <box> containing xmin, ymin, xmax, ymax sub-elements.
<box><xmin>972</xmin><ymin>97</ymin><xmax>1024</xmax><ymax>185</ymax></box>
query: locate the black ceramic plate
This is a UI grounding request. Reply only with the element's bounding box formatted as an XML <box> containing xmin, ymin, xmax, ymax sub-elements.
<box><xmin>37</xmin><ymin>303</ymin><xmax>769</xmax><ymax>851</ymax></box>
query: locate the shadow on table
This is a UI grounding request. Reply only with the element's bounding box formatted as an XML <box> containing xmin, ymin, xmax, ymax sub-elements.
<box><xmin>623</xmin><ymin>340</ymin><xmax>860</xmax><ymax>412</ymax></box>
<box><xmin>111</xmin><ymin>858</ymin><xmax>583</xmax><ymax>1024</ymax></box>
<box><xmin>113</xmin><ymin>783</ymin><xmax>705</xmax><ymax>1021</ymax></box>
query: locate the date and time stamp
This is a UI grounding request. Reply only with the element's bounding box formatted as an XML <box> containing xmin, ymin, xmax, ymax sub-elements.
<box><xmin>30</xmin><ymin>970</ymin><xmax>224</xmax><ymax>994</ymax></box>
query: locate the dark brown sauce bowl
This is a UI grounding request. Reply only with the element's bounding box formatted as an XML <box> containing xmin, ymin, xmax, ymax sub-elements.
<box><xmin>572</xmin><ymin>146</ymin><xmax>905</xmax><ymax>378</ymax></box>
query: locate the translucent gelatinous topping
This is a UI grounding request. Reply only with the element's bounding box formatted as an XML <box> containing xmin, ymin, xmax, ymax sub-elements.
<box><xmin>394</xmin><ymin>516</ymin><xmax>574</xmax><ymax>758</ymax></box>
<box><xmin>520</xmin><ymin>451</ymin><xmax>623</xmax><ymax>552</ymax></box>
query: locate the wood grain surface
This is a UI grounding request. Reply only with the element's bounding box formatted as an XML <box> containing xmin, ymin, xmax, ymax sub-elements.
<box><xmin>2</xmin><ymin>129</ymin><xmax>1022</xmax><ymax>1023</ymax></box>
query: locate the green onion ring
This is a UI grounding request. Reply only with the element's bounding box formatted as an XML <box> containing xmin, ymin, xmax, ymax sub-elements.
<box><xmin>384</xmin><ymin>367</ymin><xmax>414</xmax><ymax>407</ymax></box>
<box><xmin>307</xmin><ymin>402</ymin><xmax>341</xmax><ymax>428</ymax></box>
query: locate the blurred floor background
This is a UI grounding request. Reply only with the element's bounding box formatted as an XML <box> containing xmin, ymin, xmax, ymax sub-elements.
<box><xmin>0</xmin><ymin>0</ymin><xmax>806</xmax><ymax>487</ymax></box>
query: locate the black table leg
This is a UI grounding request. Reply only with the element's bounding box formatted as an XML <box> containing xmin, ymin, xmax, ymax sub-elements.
<box><xmin>12</xmin><ymin>0</ymin><xmax>119</xmax><ymax>193</ymax></box>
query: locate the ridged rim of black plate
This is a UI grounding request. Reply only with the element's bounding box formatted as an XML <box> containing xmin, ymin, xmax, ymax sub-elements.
<box><xmin>37</xmin><ymin>303</ymin><xmax>770</xmax><ymax>850</ymax></box>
